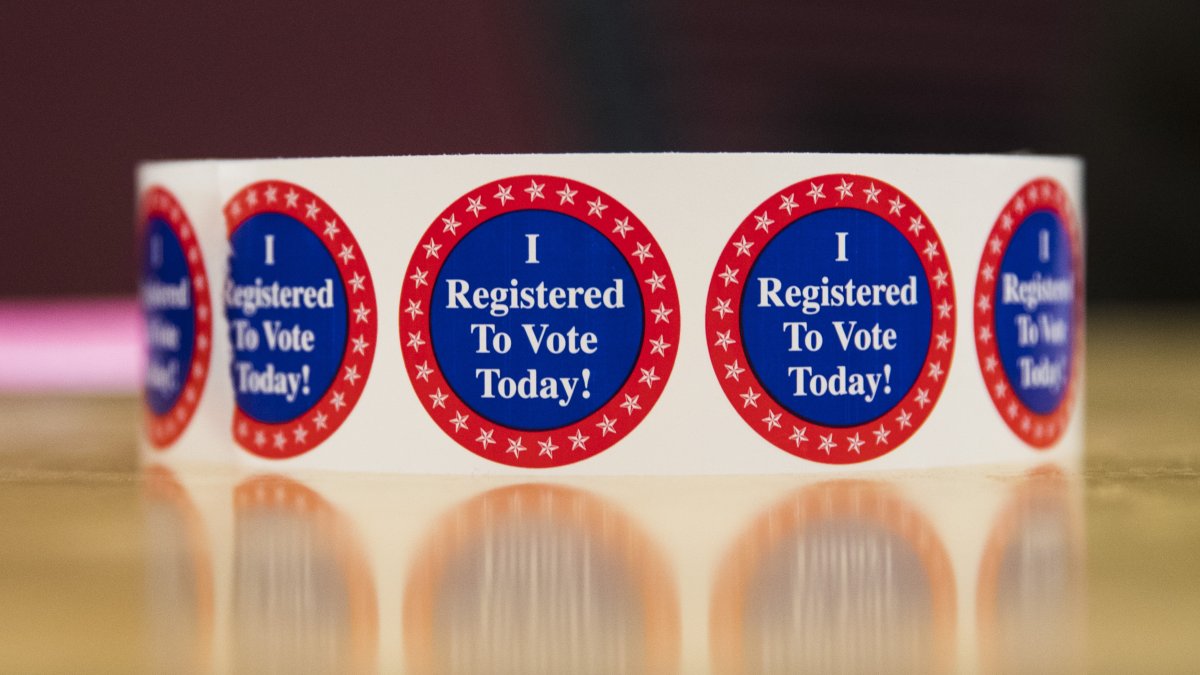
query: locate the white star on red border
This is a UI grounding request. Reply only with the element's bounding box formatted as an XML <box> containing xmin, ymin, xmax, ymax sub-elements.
<box><xmin>651</xmin><ymin>303</ymin><xmax>673</xmax><ymax>323</ymax></box>
<box><xmin>712</xmin><ymin>298</ymin><xmax>733</xmax><ymax>318</ymax></box>
<box><xmin>506</xmin><ymin>437</ymin><xmax>525</xmax><ymax>456</ymax></box>
<box><xmin>650</xmin><ymin>336</ymin><xmax>671</xmax><ymax>356</ymax></box>
<box><xmin>645</xmin><ymin>271</ymin><xmax>667</xmax><ymax>292</ymax></box>
<box><xmin>612</xmin><ymin>217</ymin><xmax>633</xmax><ymax>238</ymax></box>
<box><xmin>568</xmin><ymin>429</ymin><xmax>589</xmax><ymax>450</ymax></box>
<box><xmin>638</xmin><ymin>367</ymin><xmax>660</xmax><ymax>387</ymax></box>
<box><xmin>596</xmin><ymin>416</ymin><xmax>617</xmax><ymax>435</ymax></box>
<box><xmin>740</xmin><ymin>387</ymin><xmax>760</xmax><ymax>408</ymax></box>
<box><xmin>724</xmin><ymin>360</ymin><xmax>745</xmax><ymax>381</ymax></box>
<box><xmin>476</xmin><ymin>428</ymin><xmax>495</xmax><ymax>448</ymax></box>
<box><xmin>789</xmin><ymin>426</ymin><xmax>808</xmax><ymax>446</ymax></box>
<box><xmin>632</xmin><ymin>243</ymin><xmax>654</xmax><ymax>263</ymax></box>
<box><xmin>494</xmin><ymin>185</ymin><xmax>514</xmax><ymax>205</ymax></box>
<box><xmin>414</xmin><ymin>361</ymin><xmax>434</xmax><ymax>381</ymax></box>
<box><xmin>556</xmin><ymin>183</ymin><xmax>577</xmax><ymax>204</ymax></box>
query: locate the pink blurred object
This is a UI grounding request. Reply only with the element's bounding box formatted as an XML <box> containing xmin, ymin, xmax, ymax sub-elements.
<box><xmin>0</xmin><ymin>298</ymin><xmax>141</xmax><ymax>393</ymax></box>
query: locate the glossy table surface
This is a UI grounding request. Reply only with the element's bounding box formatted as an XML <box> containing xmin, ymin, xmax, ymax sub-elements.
<box><xmin>0</xmin><ymin>309</ymin><xmax>1197</xmax><ymax>673</ymax></box>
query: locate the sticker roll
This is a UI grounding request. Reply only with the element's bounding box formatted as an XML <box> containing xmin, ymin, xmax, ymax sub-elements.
<box><xmin>137</xmin><ymin>153</ymin><xmax>1085</xmax><ymax>474</ymax></box>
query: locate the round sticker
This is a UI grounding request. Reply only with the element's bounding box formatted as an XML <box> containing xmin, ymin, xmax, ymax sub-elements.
<box><xmin>401</xmin><ymin>175</ymin><xmax>680</xmax><ymax>468</ymax></box>
<box><xmin>710</xmin><ymin>480</ymin><xmax>957</xmax><ymax>674</ymax></box>
<box><xmin>140</xmin><ymin>186</ymin><xmax>212</xmax><ymax>448</ymax></box>
<box><xmin>707</xmin><ymin>175</ymin><xmax>956</xmax><ymax>463</ymax></box>
<box><xmin>224</xmin><ymin>181</ymin><xmax>377</xmax><ymax>459</ymax></box>
<box><xmin>974</xmin><ymin>178</ymin><xmax>1081</xmax><ymax>447</ymax></box>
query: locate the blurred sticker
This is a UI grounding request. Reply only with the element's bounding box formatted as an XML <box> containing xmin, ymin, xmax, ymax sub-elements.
<box><xmin>140</xmin><ymin>187</ymin><xmax>212</xmax><ymax>447</ymax></box>
<box><xmin>975</xmin><ymin>178</ymin><xmax>1081</xmax><ymax>447</ymax></box>
<box><xmin>224</xmin><ymin>181</ymin><xmax>377</xmax><ymax>458</ymax></box>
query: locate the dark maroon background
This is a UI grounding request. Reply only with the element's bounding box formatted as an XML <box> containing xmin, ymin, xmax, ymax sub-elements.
<box><xmin>0</xmin><ymin>1</ymin><xmax>1195</xmax><ymax>302</ymax></box>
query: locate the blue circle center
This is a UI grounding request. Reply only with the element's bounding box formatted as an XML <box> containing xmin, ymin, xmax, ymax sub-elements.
<box><xmin>994</xmin><ymin>210</ymin><xmax>1074</xmax><ymax>414</ymax></box>
<box><xmin>431</xmin><ymin>210</ymin><xmax>644</xmax><ymax>431</ymax></box>
<box><xmin>741</xmin><ymin>208</ymin><xmax>932</xmax><ymax>427</ymax></box>
<box><xmin>141</xmin><ymin>217</ymin><xmax>195</xmax><ymax>415</ymax></box>
<box><xmin>226</xmin><ymin>212</ymin><xmax>348</xmax><ymax>424</ymax></box>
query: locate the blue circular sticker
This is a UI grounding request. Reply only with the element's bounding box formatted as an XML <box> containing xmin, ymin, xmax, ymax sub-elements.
<box><xmin>708</xmin><ymin>175</ymin><xmax>956</xmax><ymax>463</ymax></box>
<box><xmin>401</xmin><ymin>176</ymin><xmax>680</xmax><ymax>468</ymax></box>
<box><xmin>225</xmin><ymin>181</ymin><xmax>378</xmax><ymax>458</ymax></box>
<box><xmin>140</xmin><ymin>187</ymin><xmax>211</xmax><ymax>448</ymax></box>
<box><xmin>976</xmin><ymin>178</ymin><xmax>1080</xmax><ymax>447</ymax></box>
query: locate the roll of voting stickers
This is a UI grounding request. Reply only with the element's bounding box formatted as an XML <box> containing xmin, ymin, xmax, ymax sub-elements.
<box><xmin>137</xmin><ymin>153</ymin><xmax>1084</xmax><ymax>474</ymax></box>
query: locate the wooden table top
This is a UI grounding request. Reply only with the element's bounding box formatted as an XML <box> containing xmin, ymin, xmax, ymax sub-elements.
<box><xmin>1</xmin><ymin>308</ymin><xmax>1197</xmax><ymax>673</ymax></box>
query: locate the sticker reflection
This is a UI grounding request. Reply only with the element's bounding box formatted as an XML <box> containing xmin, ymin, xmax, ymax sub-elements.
<box><xmin>232</xmin><ymin>475</ymin><xmax>378</xmax><ymax>673</ymax></box>
<box><xmin>142</xmin><ymin>466</ymin><xmax>214</xmax><ymax>673</ymax></box>
<box><xmin>711</xmin><ymin>480</ymin><xmax>956</xmax><ymax>674</ymax></box>
<box><xmin>403</xmin><ymin>483</ymin><xmax>679</xmax><ymax>675</ymax></box>
<box><xmin>977</xmin><ymin>466</ymin><xmax>1085</xmax><ymax>673</ymax></box>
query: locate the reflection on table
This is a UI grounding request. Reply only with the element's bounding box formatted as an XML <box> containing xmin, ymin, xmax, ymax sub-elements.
<box><xmin>404</xmin><ymin>483</ymin><xmax>680</xmax><ymax>675</ymax></box>
<box><xmin>143</xmin><ymin>466</ymin><xmax>214</xmax><ymax>674</ymax></box>
<box><xmin>231</xmin><ymin>475</ymin><xmax>377</xmax><ymax>673</ymax></box>
<box><xmin>977</xmin><ymin>467</ymin><xmax>1085</xmax><ymax>674</ymax></box>
<box><xmin>710</xmin><ymin>480</ymin><xmax>956</xmax><ymax>675</ymax></box>
<box><xmin>140</xmin><ymin>464</ymin><xmax>1083</xmax><ymax>673</ymax></box>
